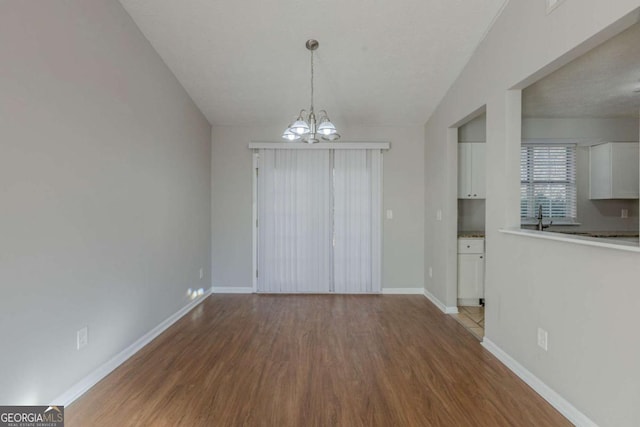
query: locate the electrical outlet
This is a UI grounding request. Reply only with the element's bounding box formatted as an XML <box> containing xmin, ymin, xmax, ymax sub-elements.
<box><xmin>386</xmin><ymin>209</ymin><xmax>393</xmax><ymax>220</ymax></box>
<box><xmin>621</xmin><ymin>209</ymin><xmax>629</xmax><ymax>219</ymax></box>
<box><xmin>537</xmin><ymin>327</ymin><xmax>548</xmax><ymax>351</ymax></box>
<box><xmin>436</xmin><ymin>209</ymin><xmax>442</xmax><ymax>221</ymax></box>
<box><xmin>199</xmin><ymin>268</ymin><xmax>204</xmax><ymax>279</ymax></box>
<box><xmin>428</xmin><ymin>267</ymin><xmax>433</xmax><ymax>278</ymax></box>
<box><xmin>77</xmin><ymin>327</ymin><xmax>88</xmax><ymax>350</ymax></box>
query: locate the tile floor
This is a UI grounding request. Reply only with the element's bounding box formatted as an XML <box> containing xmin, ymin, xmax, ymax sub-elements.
<box><xmin>451</xmin><ymin>306</ymin><xmax>484</xmax><ymax>340</ymax></box>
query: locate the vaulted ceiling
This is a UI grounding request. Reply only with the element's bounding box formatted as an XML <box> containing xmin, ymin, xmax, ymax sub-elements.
<box><xmin>119</xmin><ymin>0</ymin><xmax>507</xmax><ymax>129</ymax></box>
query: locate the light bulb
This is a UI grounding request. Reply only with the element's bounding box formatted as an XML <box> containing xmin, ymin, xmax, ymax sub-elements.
<box><xmin>282</xmin><ymin>128</ymin><xmax>300</xmax><ymax>141</ymax></box>
<box><xmin>290</xmin><ymin>119</ymin><xmax>310</xmax><ymax>135</ymax></box>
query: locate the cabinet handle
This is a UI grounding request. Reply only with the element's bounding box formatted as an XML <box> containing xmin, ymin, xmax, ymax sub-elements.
<box><xmin>467</xmin><ymin>194</ymin><xmax>471</xmax><ymax>197</ymax></box>
<box><xmin>473</xmin><ymin>194</ymin><xmax>477</xmax><ymax>197</ymax></box>
<box><xmin>480</xmin><ymin>256</ymin><xmax>483</xmax><ymax>259</ymax></box>
<box><xmin>467</xmin><ymin>245</ymin><xmax>470</xmax><ymax>248</ymax></box>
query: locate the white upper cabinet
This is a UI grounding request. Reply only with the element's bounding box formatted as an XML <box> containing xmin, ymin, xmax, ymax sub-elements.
<box><xmin>458</xmin><ymin>143</ymin><xmax>486</xmax><ymax>199</ymax></box>
<box><xmin>589</xmin><ymin>142</ymin><xmax>639</xmax><ymax>199</ymax></box>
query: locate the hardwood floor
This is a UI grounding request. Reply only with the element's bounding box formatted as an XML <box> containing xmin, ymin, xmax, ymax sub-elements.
<box><xmin>67</xmin><ymin>295</ymin><xmax>570</xmax><ymax>426</ymax></box>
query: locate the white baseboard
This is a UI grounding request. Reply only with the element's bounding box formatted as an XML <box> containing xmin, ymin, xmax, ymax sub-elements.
<box><xmin>423</xmin><ymin>289</ymin><xmax>458</xmax><ymax>314</ymax></box>
<box><xmin>51</xmin><ymin>290</ymin><xmax>212</xmax><ymax>406</ymax></box>
<box><xmin>482</xmin><ymin>338</ymin><xmax>597</xmax><ymax>427</ymax></box>
<box><xmin>212</xmin><ymin>286</ymin><xmax>254</xmax><ymax>294</ymax></box>
<box><xmin>381</xmin><ymin>288</ymin><xmax>424</xmax><ymax>294</ymax></box>
<box><xmin>213</xmin><ymin>287</ymin><xmax>426</xmax><ymax>295</ymax></box>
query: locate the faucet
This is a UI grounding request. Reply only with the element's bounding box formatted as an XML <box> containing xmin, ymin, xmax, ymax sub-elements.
<box><xmin>536</xmin><ymin>205</ymin><xmax>552</xmax><ymax>231</ymax></box>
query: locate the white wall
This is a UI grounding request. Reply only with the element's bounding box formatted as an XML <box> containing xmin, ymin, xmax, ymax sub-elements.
<box><xmin>458</xmin><ymin>200</ymin><xmax>486</xmax><ymax>232</ymax></box>
<box><xmin>424</xmin><ymin>1</ymin><xmax>640</xmax><ymax>425</ymax></box>
<box><xmin>0</xmin><ymin>1</ymin><xmax>211</xmax><ymax>404</ymax></box>
<box><xmin>212</xmin><ymin>125</ymin><xmax>424</xmax><ymax>290</ymax></box>
<box><xmin>523</xmin><ymin>117</ymin><xmax>639</xmax><ymax>141</ymax></box>
<box><xmin>458</xmin><ymin>114</ymin><xmax>487</xmax><ymax>142</ymax></box>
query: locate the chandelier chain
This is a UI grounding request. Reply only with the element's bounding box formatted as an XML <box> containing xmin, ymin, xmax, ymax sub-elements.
<box><xmin>310</xmin><ymin>49</ymin><xmax>314</xmax><ymax>113</ymax></box>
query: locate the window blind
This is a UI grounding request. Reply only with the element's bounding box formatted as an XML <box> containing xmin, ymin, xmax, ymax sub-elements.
<box><xmin>520</xmin><ymin>143</ymin><xmax>577</xmax><ymax>222</ymax></box>
<box><xmin>256</xmin><ymin>148</ymin><xmax>382</xmax><ymax>293</ymax></box>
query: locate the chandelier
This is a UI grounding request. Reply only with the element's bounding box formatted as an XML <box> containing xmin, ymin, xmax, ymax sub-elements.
<box><xmin>282</xmin><ymin>39</ymin><xmax>340</xmax><ymax>143</ymax></box>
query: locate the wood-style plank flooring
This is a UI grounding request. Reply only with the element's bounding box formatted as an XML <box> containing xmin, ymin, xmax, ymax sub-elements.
<box><xmin>67</xmin><ymin>295</ymin><xmax>570</xmax><ymax>426</ymax></box>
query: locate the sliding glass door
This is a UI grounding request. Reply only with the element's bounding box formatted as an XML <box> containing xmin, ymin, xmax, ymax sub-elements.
<box><xmin>333</xmin><ymin>150</ymin><xmax>382</xmax><ymax>293</ymax></box>
<box><xmin>257</xmin><ymin>149</ymin><xmax>332</xmax><ymax>292</ymax></box>
<box><xmin>256</xmin><ymin>148</ymin><xmax>382</xmax><ymax>293</ymax></box>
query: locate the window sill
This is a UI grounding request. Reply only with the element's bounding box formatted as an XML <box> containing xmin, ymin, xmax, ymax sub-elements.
<box><xmin>499</xmin><ymin>228</ymin><xmax>640</xmax><ymax>252</ymax></box>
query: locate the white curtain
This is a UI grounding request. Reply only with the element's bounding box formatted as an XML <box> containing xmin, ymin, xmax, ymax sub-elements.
<box><xmin>257</xmin><ymin>149</ymin><xmax>332</xmax><ymax>292</ymax></box>
<box><xmin>334</xmin><ymin>150</ymin><xmax>382</xmax><ymax>293</ymax></box>
<box><xmin>256</xmin><ymin>148</ymin><xmax>381</xmax><ymax>293</ymax></box>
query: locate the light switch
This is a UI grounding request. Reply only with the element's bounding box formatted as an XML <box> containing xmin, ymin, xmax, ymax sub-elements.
<box><xmin>537</xmin><ymin>327</ymin><xmax>548</xmax><ymax>351</ymax></box>
<box><xmin>436</xmin><ymin>209</ymin><xmax>442</xmax><ymax>221</ymax></box>
<box><xmin>386</xmin><ymin>209</ymin><xmax>393</xmax><ymax>219</ymax></box>
<box><xmin>77</xmin><ymin>327</ymin><xmax>88</xmax><ymax>350</ymax></box>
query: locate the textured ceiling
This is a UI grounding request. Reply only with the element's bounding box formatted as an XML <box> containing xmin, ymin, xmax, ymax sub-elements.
<box><xmin>523</xmin><ymin>21</ymin><xmax>640</xmax><ymax>118</ymax></box>
<box><xmin>119</xmin><ymin>0</ymin><xmax>507</xmax><ymax>128</ymax></box>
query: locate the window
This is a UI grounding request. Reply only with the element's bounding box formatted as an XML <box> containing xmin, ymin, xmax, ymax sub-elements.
<box><xmin>520</xmin><ymin>143</ymin><xmax>577</xmax><ymax>223</ymax></box>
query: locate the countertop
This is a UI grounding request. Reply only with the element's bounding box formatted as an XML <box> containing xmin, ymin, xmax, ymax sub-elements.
<box><xmin>500</xmin><ymin>228</ymin><xmax>640</xmax><ymax>252</ymax></box>
<box><xmin>458</xmin><ymin>232</ymin><xmax>485</xmax><ymax>238</ymax></box>
<box><xmin>558</xmin><ymin>231</ymin><xmax>639</xmax><ymax>238</ymax></box>
<box><xmin>458</xmin><ymin>231</ymin><xmax>639</xmax><ymax>240</ymax></box>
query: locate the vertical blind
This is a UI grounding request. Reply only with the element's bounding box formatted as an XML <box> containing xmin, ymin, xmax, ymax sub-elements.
<box><xmin>520</xmin><ymin>143</ymin><xmax>577</xmax><ymax>221</ymax></box>
<box><xmin>333</xmin><ymin>150</ymin><xmax>382</xmax><ymax>293</ymax></box>
<box><xmin>257</xmin><ymin>148</ymin><xmax>382</xmax><ymax>293</ymax></box>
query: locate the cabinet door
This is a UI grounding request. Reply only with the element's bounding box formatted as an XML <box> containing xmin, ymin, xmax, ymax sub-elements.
<box><xmin>589</xmin><ymin>143</ymin><xmax>612</xmax><ymax>199</ymax></box>
<box><xmin>457</xmin><ymin>253</ymin><xmax>484</xmax><ymax>299</ymax></box>
<box><xmin>458</xmin><ymin>143</ymin><xmax>472</xmax><ymax>198</ymax></box>
<box><xmin>611</xmin><ymin>143</ymin><xmax>639</xmax><ymax>198</ymax></box>
<box><xmin>471</xmin><ymin>143</ymin><xmax>486</xmax><ymax>199</ymax></box>
<box><xmin>590</xmin><ymin>142</ymin><xmax>639</xmax><ymax>199</ymax></box>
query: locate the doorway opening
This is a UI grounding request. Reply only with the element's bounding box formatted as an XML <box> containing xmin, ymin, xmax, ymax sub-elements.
<box><xmin>454</xmin><ymin>111</ymin><xmax>487</xmax><ymax>339</ymax></box>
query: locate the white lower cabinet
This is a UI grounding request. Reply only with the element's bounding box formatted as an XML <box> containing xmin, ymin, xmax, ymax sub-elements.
<box><xmin>457</xmin><ymin>238</ymin><xmax>485</xmax><ymax>306</ymax></box>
